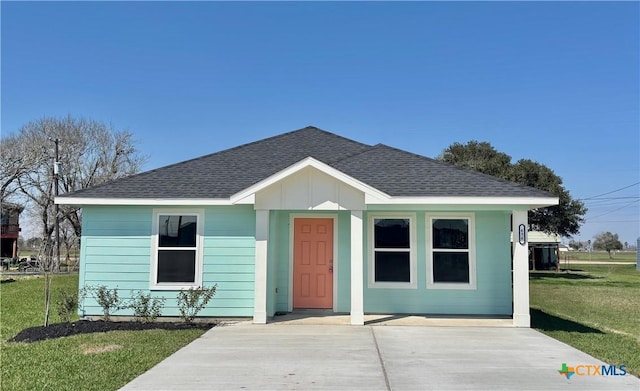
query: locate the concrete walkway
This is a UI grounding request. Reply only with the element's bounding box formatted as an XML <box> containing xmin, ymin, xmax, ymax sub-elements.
<box><xmin>120</xmin><ymin>323</ymin><xmax>639</xmax><ymax>391</ymax></box>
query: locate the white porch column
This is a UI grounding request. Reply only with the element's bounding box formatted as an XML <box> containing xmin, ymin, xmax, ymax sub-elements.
<box><xmin>253</xmin><ymin>210</ymin><xmax>269</xmax><ymax>324</ymax></box>
<box><xmin>350</xmin><ymin>210</ymin><xmax>364</xmax><ymax>325</ymax></box>
<box><xmin>512</xmin><ymin>210</ymin><xmax>530</xmax><ymax>327</ymax></box>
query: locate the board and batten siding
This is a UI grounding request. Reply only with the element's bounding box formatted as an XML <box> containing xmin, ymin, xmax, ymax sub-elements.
<box><xmin>79</xmin><ymin>205</ymin><xmax>256</xmax><ymax>318</ymax></box>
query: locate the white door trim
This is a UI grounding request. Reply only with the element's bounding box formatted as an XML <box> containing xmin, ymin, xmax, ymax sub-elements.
<box><xmin>288</xmin><ymin>213</ymin><xmax>339</xmax><ymax>312</ymax></box>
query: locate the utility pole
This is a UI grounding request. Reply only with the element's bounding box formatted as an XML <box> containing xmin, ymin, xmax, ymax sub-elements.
<box><xmin>53</xmin><ymin>138</ymin><xmax>60</xmax><ymax>272</ymax></box>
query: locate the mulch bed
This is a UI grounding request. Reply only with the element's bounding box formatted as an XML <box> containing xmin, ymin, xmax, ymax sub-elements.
<box><xmin>9</xmin><ymin>320</ymin><xmax>217</xmax><ymax>343</ymax></box>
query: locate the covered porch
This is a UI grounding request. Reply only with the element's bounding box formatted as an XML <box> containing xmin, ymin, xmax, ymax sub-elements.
<box><xmin>240</xmin><ymin>158</ymin><xmax>534</xmax><ymax>327</ymax></box>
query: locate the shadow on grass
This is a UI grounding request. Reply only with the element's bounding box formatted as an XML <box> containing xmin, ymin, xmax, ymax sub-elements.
<box><xmin>529</xmin><ymin>271</ymin><xmax>599</xmax><ymax>280</ymax></box>
<box><xmin>0</xmin><ymin>278</ymin><xmax>16</xmax><ymax>284</ymax></box>
<box><xmin>531</xmin><ymin>308</ymin><xmax>603</xmax><ymax>334</ymax></box>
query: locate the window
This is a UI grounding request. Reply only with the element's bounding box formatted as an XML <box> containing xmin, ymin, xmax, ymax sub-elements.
<box><xmin>368</xmin><ymin>214</ymin><xmax>416</xmax><ymax>289</ymax></box>
<box><xmin>427</xmin><ymin>213</ymin><xmax>476</xmax><ymax>289</ymax></box>
<box><xmin>152</xmin><ymin>210</ymin><xmax>203</xmax><ymax>289</ymax></box>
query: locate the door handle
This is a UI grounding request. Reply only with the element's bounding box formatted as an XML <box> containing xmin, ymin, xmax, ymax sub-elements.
<box><xmin>329</xmin><ymin>265</ymin><xmax>333</xmax><ymax>273</ymax></box>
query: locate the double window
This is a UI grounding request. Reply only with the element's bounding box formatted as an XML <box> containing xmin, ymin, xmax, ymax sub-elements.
<box><xmin>368</xmin><ymin>212</ymin><xmax>476</xmax><ymax>290</ymax></box>
<box><xmin>427</xmin><ymin>213</ymin><xmax>476</xmax><ymax>289</ymax></box>
<box><xmin>368</xmin><ymin>214</ymin><xmax>417</xmax><ymax>288</ymax></box>
<box><xmin>151</xmin><ymin>210</ymin><xmax>203</xmax><ymax>289</ymax></box>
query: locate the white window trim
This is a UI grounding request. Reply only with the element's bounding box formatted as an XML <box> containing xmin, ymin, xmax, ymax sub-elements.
<box><xmin>426</xmin><ymin>212</ymin><xmax>477</xmax><ymax>290</ymax></box>
<box><xmin>367</xmin><ymin>212</ymin><xmax>417</xmax><ymax>289</ymax></box>
<box><xmin>150</xmin><ymin>209</ymin><xmax>204</xmax><ymax>290</ymax></box>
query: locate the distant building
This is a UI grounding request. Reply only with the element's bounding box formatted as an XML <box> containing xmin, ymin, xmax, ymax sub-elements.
<box><xmin>512</xmin><ymin>231</ymin><xmax>560</xmax><ymax>270</ymax></box>
<box><xmin>1</xmin><ymin>203</ymin><xmax>23</xmax><ymax>258</ymax></box>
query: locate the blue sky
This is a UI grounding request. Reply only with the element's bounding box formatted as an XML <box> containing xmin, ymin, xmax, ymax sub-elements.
<box><xmin>2</xmin><ymin>2</ymin><xmax>639</xmax><ymax>244</ymax></box>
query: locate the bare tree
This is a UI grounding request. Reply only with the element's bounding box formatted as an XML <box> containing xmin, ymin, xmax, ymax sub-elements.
<box><xmin>3</xmin><ymin>115</ymin><xmax>146</xmax><ymax>326</ymax></box>
<box><xmin>0</xmin><ymin>132</ymin><xmax>44</xmax><ymax>204</ymax></box>
<box><xmin>12</xmin><ymin>115</ymin><xmax>146</xmax><ymax>241</ymax></box>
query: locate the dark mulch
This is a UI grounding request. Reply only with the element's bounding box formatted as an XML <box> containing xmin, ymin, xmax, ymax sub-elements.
<box><xmin>9</xmin><ymin>320</ymin><xmax>217</xmax><ymax>343</ymax></box>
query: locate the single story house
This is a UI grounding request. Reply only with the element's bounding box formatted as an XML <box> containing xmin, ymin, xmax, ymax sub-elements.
<box><xmin>56</xmin><ymin>126</ymin><xmax>558</xmax><ymax>327</ymax></box>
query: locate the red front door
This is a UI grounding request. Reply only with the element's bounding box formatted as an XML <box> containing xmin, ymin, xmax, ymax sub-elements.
<box><xmin>293</xmin><ymin>218</ymin><xmax>334</xmax><ymax>309</ymax></box>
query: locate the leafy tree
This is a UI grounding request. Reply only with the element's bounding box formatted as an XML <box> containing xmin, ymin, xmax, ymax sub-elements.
<box><xmin>592</xmin><ymin>232</ymin><xmax>623</xmax><ymax>258</ymax></box>
<box><xmin>568</xmin><ymin>239</ymin><xmax>584</xmax><ymax>251</ymax></box>
<box><xmin>26</xmin><ymin>237</ymin><xmax>43</xmax><ymax>250</ymax></box>
<box><xmin>438</xmin><ymin>141</ymin><xmax>511</xmax><ymax>177</ymax></box>
<box><xmin>438</xmin><ymin>141</ymin><xmax>587</xmax><ymax>237</ymax></box>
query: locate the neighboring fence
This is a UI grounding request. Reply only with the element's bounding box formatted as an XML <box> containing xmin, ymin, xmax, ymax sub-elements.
<box><xmin>1</xmin><ymin>240</ymin><xmax>79</xmax><ymax>274</ymax></box>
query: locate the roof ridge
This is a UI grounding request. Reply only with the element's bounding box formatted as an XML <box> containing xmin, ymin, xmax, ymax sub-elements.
<box><xmin>330</xmin><ymin>143</ymin><xmax>380</xmax><ymax>166</ymax></box>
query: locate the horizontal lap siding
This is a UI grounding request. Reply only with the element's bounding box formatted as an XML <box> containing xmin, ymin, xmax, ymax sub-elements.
<box><xmin>79</xmin><ymin>206</ymin><xmax>151</xmax><ymax>317</ymax></box>
<box><xmin>79</xmin><ymin>205</ymin><xmax>255</xmax><ymax>318</ymax></box>
<box><xmin>363</xmin><ymin>210</ymin><xmax>512</xmax><ymax>315</ymax></box>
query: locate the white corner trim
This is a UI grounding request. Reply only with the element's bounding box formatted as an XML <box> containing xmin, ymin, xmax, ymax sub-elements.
<box><xmin>254</xmin><ymin>210</ymin><xmax>269</xmax><ymax>323</ymax></box>
<box><xmin>512</xmin><ymin>210</ymin><xmax>530</xmax><ymax>327</ymax></box>
<box><xmin>230</xmin><ymin>157</ymin><xmax>391</xmax><ymax>203</ymax></box>
<box><xmin>350</xmin><ymin>210</ymin><xmax>364</xmax><ymax>325</ymax></box>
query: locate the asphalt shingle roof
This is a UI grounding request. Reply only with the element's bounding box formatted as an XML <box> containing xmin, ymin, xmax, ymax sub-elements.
<box><xmin>63</xmin><ymin>126</ymin><xmax>553</xmax><ymax>200</ymax></box>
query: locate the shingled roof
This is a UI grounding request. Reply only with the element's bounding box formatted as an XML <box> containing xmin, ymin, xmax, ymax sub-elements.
<box><xmin>60</xmin><ymin>126</ymin><xmax>553</xmax><ymax>200</ymax></box>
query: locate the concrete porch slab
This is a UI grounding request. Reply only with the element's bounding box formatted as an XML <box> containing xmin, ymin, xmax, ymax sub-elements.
<box><xmin>269</xmin><ymin>311</ymin><xmax>513</xmax><ymax>327</ymax></box>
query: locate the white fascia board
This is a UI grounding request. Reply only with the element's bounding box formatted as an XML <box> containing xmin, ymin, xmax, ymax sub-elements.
<box><xmin>229</xmin><ymin>156</ymin><xmax>391</xmax><ymax>203</ymax></box>
<box><xmin>367</xmin><ymin>196</ymin><xmax>559</xmax><ymax>208</ymax></box>
<box><xmin>55</xmin><ymin>197</ymin><xmax>234</xmax><ymax>206</ymax></box>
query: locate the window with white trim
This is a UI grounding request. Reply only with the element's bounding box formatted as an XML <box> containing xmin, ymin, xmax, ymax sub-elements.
<box><xmin>152</xmin><ymin>210</ymin><xmax>203</xmax><ymax>289</ymax></box>
<box><xmin>427</xmin><ymin>213</ymin><xmax>476</xmax><ymax>289</ymax></box>
<box><xmin>368</xmin><ymin>214</ymin><xmax>416</xmax><ymax>288</ymax></box>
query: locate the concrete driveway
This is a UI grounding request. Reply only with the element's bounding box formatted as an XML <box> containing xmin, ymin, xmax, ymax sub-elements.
<box><xmin>120</xmin><ymin>323</ymin><xmax>639</xmax><ymax>390</ymax></box>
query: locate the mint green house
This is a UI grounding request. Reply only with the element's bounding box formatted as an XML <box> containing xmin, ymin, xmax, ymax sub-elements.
<box><xmin>56</xmin><ymin>127</ymin><xmax>557</xmax><ymax>327</ymax></box>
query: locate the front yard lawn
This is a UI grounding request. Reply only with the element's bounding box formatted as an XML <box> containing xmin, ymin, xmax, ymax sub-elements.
<box><xmin>0</xmin><ymin>274</ymin><xmax>211</xmax><ymax>391</ymax></box>
<box><xmin>530</xmin><ymin>264</ymin><xmax>640</xmax><ymax>376</ymax></box>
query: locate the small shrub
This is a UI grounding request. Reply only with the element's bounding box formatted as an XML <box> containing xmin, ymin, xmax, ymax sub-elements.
<box><xmin>83</xmin><ymin>285</ymin><xmax>127</xmax><ymax>321</ymax></box>
<box><xmin>176</xmin><ymin>285</ymin><xmax>217</xmax><ymax>323</ymax></box>
<box><xmin>129</xmin><ymin>291</ymin><xmax>165</xmax><ymax>323</ymax></box>
<box><xmin>56</xmin><ymin>288</ymin><xmax>78</xmax><ymax>323</ymax></box>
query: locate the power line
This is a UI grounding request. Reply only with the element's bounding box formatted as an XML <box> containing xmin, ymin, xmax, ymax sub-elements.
<box><xmin>586</xmin><ymin>220</ymin><xmax>640</xmax><ymax>223</ymax></box>
<box><xmin>586</xmin><ymin>199</ymin><xmax>638</xmax><ymax>210</ymax></box>
<box><xmin>583</xmin><ymin>196</ymin><xmax>640</xmax><ymax>201</ymax></box>
<box><xmin>585</xmin><ymin>199</ymin><xmax>640</xmax><ymax>221</ymax></box>
<box><xmin>580</xmin><ymin>182</ymin><xmax>640</xmax><ymax>200</ymax></box>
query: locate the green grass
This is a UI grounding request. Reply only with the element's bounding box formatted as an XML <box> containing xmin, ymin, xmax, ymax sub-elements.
<box><xmin>530</xmin><ymin>264</ymin><xmax>640</xmax><ymax>376</ymax></box>
<box><xmin>0</xmin><ymin>275</ymin><xmax>207</xmax><ymax>391</ymax></box>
